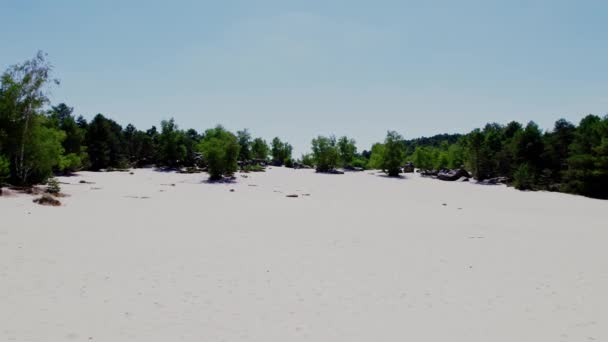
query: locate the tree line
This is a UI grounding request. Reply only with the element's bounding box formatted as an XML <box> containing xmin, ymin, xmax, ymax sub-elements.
<box><xmin>1</xmin><ymin>52</ymin><xmax>606</xmax><ymax>198</ymax></box>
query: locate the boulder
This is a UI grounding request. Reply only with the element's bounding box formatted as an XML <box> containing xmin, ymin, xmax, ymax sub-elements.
<box><xmin>402</xmin><ymin>162</ymin><xmax>415</xmax><ymax>173</ymax></box>
<box><xmin>419</xmin><ymin>169</ymin><xmax>438</xmax><ymax>177</ymax></box>
<box><xmin>437</xmin><ymin>168</ymin><xmax>471</xmax><ymax>181</ymax></box>
<box><xmin>479</xmin><ymin>177</ymin><xmax>509</xmax><ymax>185</ymax></box>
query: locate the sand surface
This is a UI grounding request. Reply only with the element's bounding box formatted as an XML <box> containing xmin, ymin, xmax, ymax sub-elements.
<box><xmin>1</xmin><ymin>167</ymin><xmax>607</xmax><ymax>341</ymax></box>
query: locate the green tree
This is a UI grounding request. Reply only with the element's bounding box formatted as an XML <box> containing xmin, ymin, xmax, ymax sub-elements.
<box><xmin>368</xmin><ymin>143</ymin><xmax>385</xmax><ymax>169</ymax></box>
<box><xmin>251</xmin><ymin>137</ymin><xmax>269</xmax><ymax>161</ymax></box>
<box><xmin>158</xmin><ymin>118</ymin><xmax>187</xmax><ymax>167</ymax></box>
<box><xmin>300</xmin><ymin>153</ymin><xmax>315</xmax><ymax>167</ymax></box>
<box><xmin>86</xmin><ymin>114</ymin><xmax>127</xmax><ymax>170</ymax></box>
<box><xmin>447</xmin><ymin>142</ymin><xmax>465</xmax><ymax>169</ymax></box>
<box><xmin>271</xmin><ymin>137</ymin><xmax>292</xmax><ymax>166</ymax></box>
<box><xmin>513</xmin><ymin>163</ymin><xmax>535</xmax><ymax>190</ymax></box>
<box><xmin>541</xmin><ymin>119</ymin><xmax>575</xmax><ymax>184</ymax></box>
<box><xmin>563</xmin><ymin>115</ymin><xmax>608</xmax><ymax>198</ymax></box>
<box><xmin>411</xmin><ymin>146</ymin><xmax>435</xmax><ymax>169</ymax></box>
<box><xmin>337</xmin><ymin>136</ymin><xmax>357</xmax><ymax>168</ymax></box>
<box><xmin>311</xmin><ymin>135</ymin><xmax>339</xmax><ymax>172</ymax></box>
<box><xmin>465</xmin><ymin>129</ymin><xmax>492</xmax><ymax>180</ymax></box>
<box><xmin>382</xmin><ymin>131</ymin><xmax>405</xmax><ymax>177</ymax></box>
<box><xmin>236</xmin><ymin>129</ymin><xmax>252</xmax><ymax>162</ymax></box>
<box><xmin>198</xmin><ymin>126</ymin><xmax>240</xmax><ymax>181</ymax></box>
<box><xmin>20</xmin><ymin>116</ymin><xmax>66</xmax><ymax>183</ymax></box>
<box><xmin>49</xmin><ymin>103</ymin><xmax>88</xmax><ymax>171</ymax></box>
<box><xmin>0</xmin><ymin>51</ymin><xmax>64</xmax><ymax>184</ymax></box>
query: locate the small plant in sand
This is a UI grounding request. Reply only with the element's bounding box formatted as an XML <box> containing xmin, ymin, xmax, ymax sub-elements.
<box><xmin>46</xmin><ymin>178</ymin><xmax>61</xmax><ymax>195</ymax></box>
<box><xmin>241</xmin><ymin>164</ymin><xmax>265</xmax><ymax>172</ymax></box>
<box><xmin>34</xmin><ymin>194</ymin><xmax>61</xmax><ymax>206</ymax></box>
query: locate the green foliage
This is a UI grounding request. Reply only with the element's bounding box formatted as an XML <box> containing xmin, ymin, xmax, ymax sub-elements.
<box><xmin>382</xmin><ymin>131</ymin><xmax>405</xmax><ymax>177</ymax></box>
<box><xmin>300</xmin><ymin>153</ymin><xmax>315</xmax><ymax>167</ymax></box>
<box><xmin>311</xmin><ymin>135</ymin><xmax>339</xmax><ymax>172</ymax></box>
<box><xmin>46</xmin><ymin>177</ymin><xmax>61</xmax><ymax>194</ymax></box>
<box><xmin>464</xmin><ymin>129</ymin><xmax>491</xmax><ymax>180</ymax></box>
<box><xmin>20</xmin><ymin>117</ymin><xmax>66</xmax><ymax>184</ymax></box>
<box><xmin>411</xmin><ymin>146</ymin><xmax>435</xmax><ymax>169</ymax></box>
<box><xmin>351</xmin><ymin>157</ymin><xmax>368</xmax><ymax>169</ymax></box>
<box><xmin>337</xmin><ymin>136</ymin><xmax>357</xmax><ymax>168</ymax></box>
<box><xmin>447</xmin><ymin>142</ymin><xmax>465</xmax><ymax>168</ymax></box>
<box><xmin>198</xmin><ymin>126</ymin><xmax>240</xmax><ymax>181</ymax></box>
<box><xmin>86</xmin><ymin>114</ymin><xmax>127</xmax><ymax>170</ymax></box>
<box><xmin>0</xmin><ymin>51</ymin><xmax>64</xmax><ymax>185</ymax></box>
<box><xmin>0</xmin><ymin>155</ymin><xmax>9</xmax><ymax>185</ymax></box>
<box><xmin>367</xmin><ymin>143</ymin><xmax>385</xmax><ymax>169</ymax></box>
<box><xmin>251</xmin><ymin>137</ymin><xmax>269</xmax><ymax>161</ymax></box>
<box><xmin>271</xmin><ymin>137</ymin><xmax>292</xmax><ymax>166</ymax></box>
<box><xmin>237</xmin><ymin>129</ymin><xmax>252</xmax><ymax>161</ymax></box>
<box><xmin>158</xmin><ymin>118</ymin><xmax>187</xmax><ymax>167</ymax></box>
<box><xmin>1</xmin><ymin>53</ymin><xmax>607</xmax><ymax>199</ymax></box>
<box><xmin>562</xmin><ymin>115</ymin><xmax>608</xmax><ymax>198</ymax></box>
<box><xmin>513</xmin><ymin>163</ymin><xmax>535</xmax><ymax>190</ymax></box>
<box><xmin>58</xmin><ymin>153</ymin><xmax>82</xmax><ymax>173</ymax></box>
<box><xmin>241</xmin><ymin>164</ymin><xmax>265</xmax><ymax>172</ymax></box>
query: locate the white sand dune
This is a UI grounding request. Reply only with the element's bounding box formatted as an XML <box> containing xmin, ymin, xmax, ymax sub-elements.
<box><xmin>1</xmin><ymin>167</ymin><xmax>607</xmax><ymax>341</ymax></box>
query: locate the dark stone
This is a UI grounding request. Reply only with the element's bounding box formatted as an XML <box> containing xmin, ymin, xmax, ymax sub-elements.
<box><xmin>479</xmin><ymin>177</ymin><xmax>509</xmax><ymax>185</ymax></box>
<box><xmin>437</xmin><ymin>168</ymin><xmax>470</xmax><ymax>181</ymax></box>
<box><xmin>419</xmin><ymin>169</ymin><xmax>438</xmax><ymax>177</ymax></box>
<box><xmin>402</xmin><ymin>162</ymin><xmax>415</xmax><ymax>173</ymax></box>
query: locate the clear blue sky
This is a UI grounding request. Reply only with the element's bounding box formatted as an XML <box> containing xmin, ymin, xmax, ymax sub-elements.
<box><xmin>1</xmin><ymin>0</ymin><xmax>607</xmax><ymax>155</ymax></box>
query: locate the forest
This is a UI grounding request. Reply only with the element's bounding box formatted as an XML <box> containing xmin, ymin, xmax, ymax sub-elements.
<box><xmin>1</xmin><ymin>53</ymin><xmax>607</xmax><ymax>199</ymax></box>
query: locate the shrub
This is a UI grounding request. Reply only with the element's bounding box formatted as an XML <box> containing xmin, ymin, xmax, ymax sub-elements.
<box><xmin>58</xmin><ymin>153</ymin><xmax>82</xmax><ymax>173</ymax></box>
<box><xmin>241</xmin><ymin>164</ymin><xmax>265</xmax><ymax>172</ymax></box>
<box><xmin>198</xmin><ymin>126</ymin><xmax>240</xmax><ymax>181</ymax></box>
<box><xmin>382</xmin><ymin>131</ymin><xmax>405</xmax><ymax>177</ymax></box>
<box><xmin>300</xmin><ymin>153</ymin><xmax>315</xmax><ymax>167</ymax></box>
<box><xmin>368</xmin><ymin>143</ymin><xmax>385</xmax><ymax>169</ymax></box>
<box><xmin>513</xmin><ymin>163</ymin><xmax>535</xmax><ymax>190</ymax></box>
<box><xmin>337</xmin><ymin>136</ymin><xmax>357</xmax><ymax>168</ymax></box>
<box><xmin>46</xmin><ymin>178</ymin><xmax>61</xmax><ymax>195</ymax></box>
<box><xmin>34</xmin><ymin>194</ymin><xmax>61</xmax><ymax>206</ymax></box>
<box><xmin>271</xmin><ymin>137</ymin><xmax>292</xmax><ymax>166</ymax></box>
<box><xmin>311</xmin><ymin>135</ymin><xmax>339</xmax><ymax>172</ymax></box>
<box><xmin>251</xmin><ymin>138</ymin><xmax>270</xmax><ymax>161</ymax></box>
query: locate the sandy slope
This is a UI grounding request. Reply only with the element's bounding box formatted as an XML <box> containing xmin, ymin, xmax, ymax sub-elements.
<box><xmin>1</xmin><ymin>167</ymin><xmax>606</xmax><ymax>341</ymax></box>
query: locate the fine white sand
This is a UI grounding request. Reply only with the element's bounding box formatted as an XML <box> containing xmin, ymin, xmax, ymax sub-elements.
<box><xmin>1</xmin><ymin>167</ymin><xmax>607</xmax><ymax>341</ymax></box>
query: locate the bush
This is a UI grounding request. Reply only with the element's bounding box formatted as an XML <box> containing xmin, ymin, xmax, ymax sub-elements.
<box><xmin>337</xmin><ymin>136</ymin><xmax>357</xmax><ymax>168</ymax></box>
<box><xmin>58</xmin><ymin>153</ymin><xmax>82</xmax><ymax>173</ymax></box>
<box><xmin>311</xmin><ymin>135</ymin><xmax>339</xmax><ymax>172</ymax></box>
<box><xmin>382</xmin><ymin>131</ymin><xmax>405</xmax><ymax>177</ymax></box>
<box><xmin>34</xmin><ymin>194</ymin><xmax>61</xmax><ymax>206</ymax></box>
<box><xmin>513</xmin><ymin>163</ymin><xmax>535</xmax><ymax>190</ymax></box>
<box><xmin>46</xmin><ymin>178</ymin><xmax>61</xmax><ymax>195</ymax></box>
<box><xmin>300</xmin><ymin>153</ymin><xmax>315</xmax><ymax>168</ymax></box>
<box><xmin>368</xmin><ymin>143</ymin><xmax>385</xmax><ymax>169</ymax></box>
<box><xmin>271</xmin><ymin>137</ymin><xmax>292</xmax><ymax>166</ymax></box>
<box><xmin>198</xmin><ymin>126</ymin><xmax>240</xmax><ymax>181</ymax></box>
<box><xmin>241</xmin><ymin>164</ymin><xmax>265</xmax><ymax>172</ymax></box>
<box><xmin>351</xmin><ymin>157</ymin><xmax>368</xmax><ymax>169</ymax></box>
